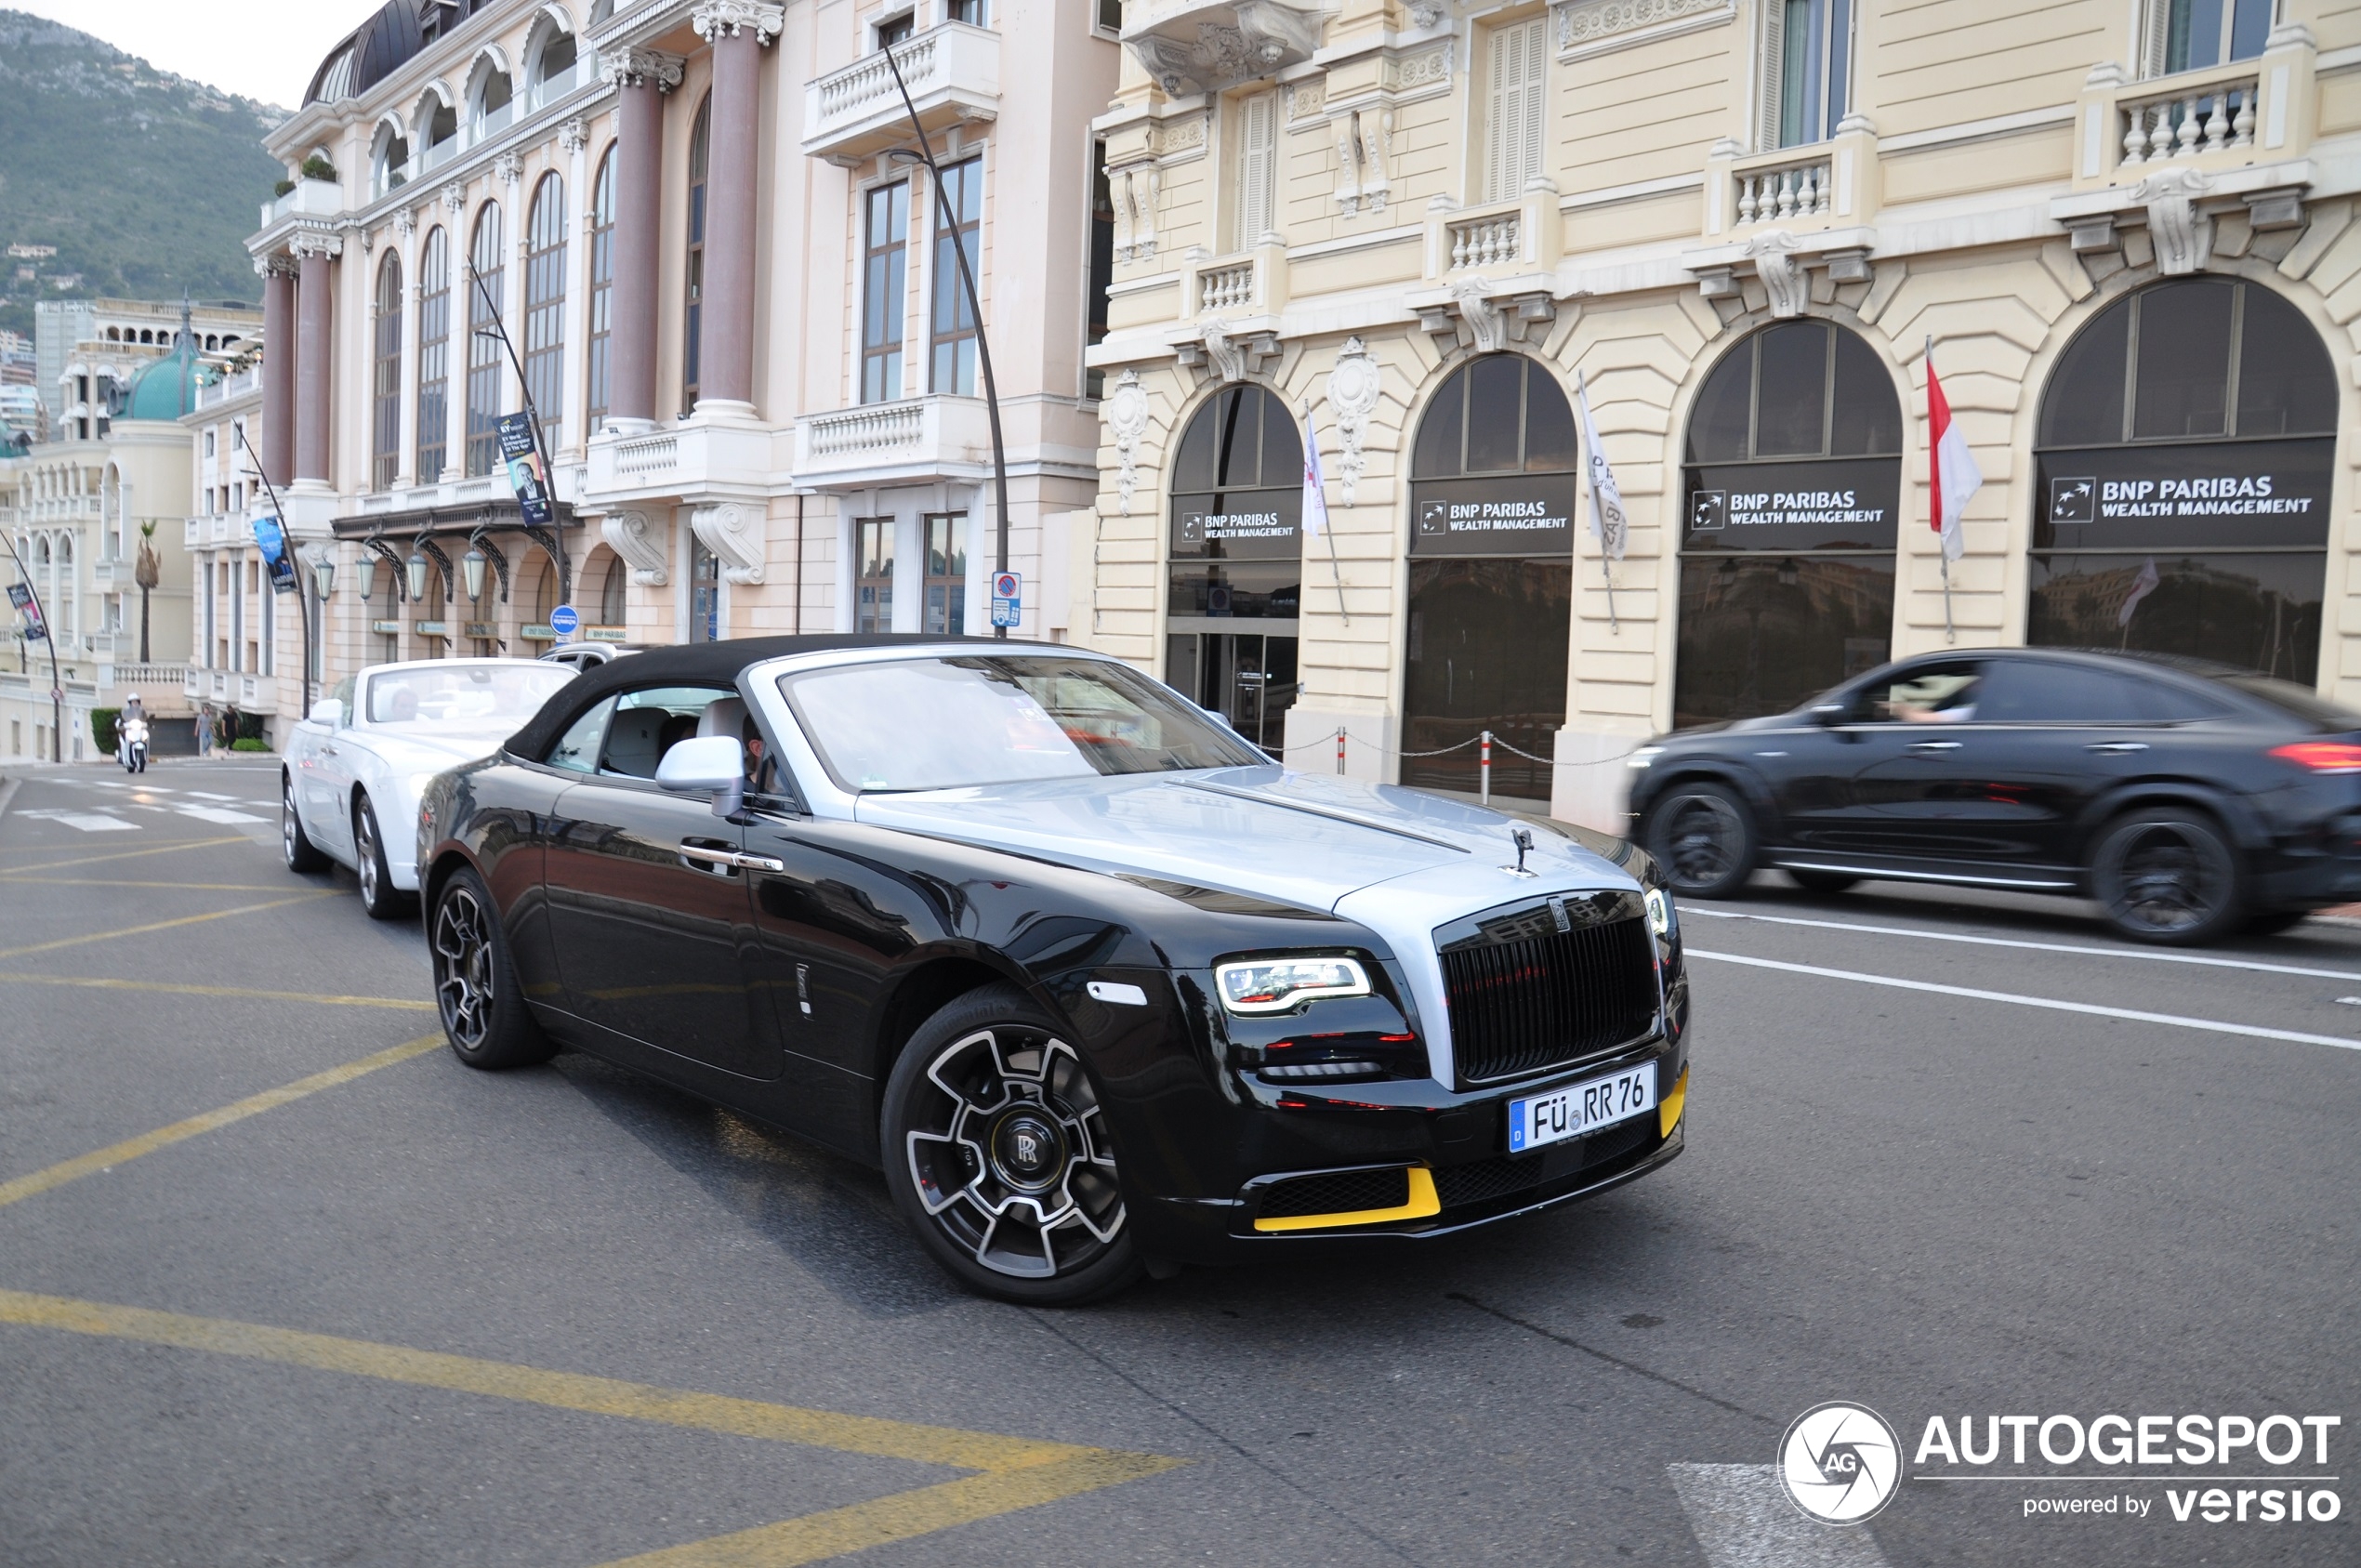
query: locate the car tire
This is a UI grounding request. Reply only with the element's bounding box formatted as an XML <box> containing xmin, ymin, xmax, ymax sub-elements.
<box><xmin>2092</xmin><ymin>806</ymin><xmax>2244</xmax><ymax>946</ymax></box>
<box><xmin>2245</xmin><ymin>908</ymin><xmax>2310</xmax><ymax>937</ymax></box>
<box><xmin>283</xmin><ymin>772</ymin><xmax>329</xmax><ymax>874</ymax></box>
<box><xmin>353</xmin><ymin>796</ymin><xmax>414</xmax><ymax>920</ymax></box>
<box><xmin>1642</xmin><ymin>781</ymin><xmax>1758</xmax><ymax>901</ymax></box>
<box><xmin>880</xmin><ymin>983</ymin><xmax>1143</xmax><ymax>1306</ymax></box>
<box><xmin>429</xmin><ymin>866</ymin><xmax>555</xmax><ymax>1070</ymax></box>
<box><xmin>1786</xmin><ymin>868</ymin><xmax>1860</xmax><ymax>895</ymax></box>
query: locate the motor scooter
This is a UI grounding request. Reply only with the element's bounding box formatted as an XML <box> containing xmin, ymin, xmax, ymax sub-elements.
<box><xmin>118</xmin><ymin>715</ymin><xmax>150</xmax><ymax>774</ymax></box>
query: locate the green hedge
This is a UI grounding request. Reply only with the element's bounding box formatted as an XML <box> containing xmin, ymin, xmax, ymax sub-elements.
<box><xmin>230</xmin><ymin>736</ymin><xmax>269</xmax><ymax>752</ymax></box>
<box><xmin>90</xmin><ymin>707</ymin><xmax>120</xmax><ymax>755</ymax></box>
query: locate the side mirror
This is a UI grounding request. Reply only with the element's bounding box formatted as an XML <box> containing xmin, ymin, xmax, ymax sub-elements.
<box><xmin>1808</xmin><ymin>702</ymin><xmax>1846</xmax><ymax>726</ymax></box>
<box><xmin>309</xmin><ymin>697</ymin><xmax>344</xmax><ymax>726</ymax></box>
<box><xmin>656</xmin><ymin>733</ymin><xmax>747</xmax><ymax>817</ymax></box>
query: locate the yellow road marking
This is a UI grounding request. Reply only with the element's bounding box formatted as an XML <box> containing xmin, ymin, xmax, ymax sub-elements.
<box><xmin>0</xmin><ymin>892</ymin><xmax>333</xmax><ymax>960</ymax></box>
<box><xmin>0</xmin><ymin>876</ymin><xmax>296</xmax><ymax>890</ymax></box>
<box><xmin>0</xmin><ymin>972</ymin><xmax>432</xmax><ymax>1010</ymax></box>
<box><xmin>0</xmin><ymin>836</ymin><xmax>248</xmax><ymax>872</ymax></box>
<box><xmin>0</xmin><ymin>1288</ymin><xmax>1185</xmax><ymax>1564</ymax></box>
<box><xmin>0</xmin><ymin>1034</ymin><xmax>444</xmax><ymax>1210</ymax></box>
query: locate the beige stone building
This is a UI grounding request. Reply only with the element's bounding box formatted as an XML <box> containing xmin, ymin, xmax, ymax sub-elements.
<box><xmin>1079</xmin><ymin>0</ymin><xmax>2361</xmax><ymax>826</ymax></box>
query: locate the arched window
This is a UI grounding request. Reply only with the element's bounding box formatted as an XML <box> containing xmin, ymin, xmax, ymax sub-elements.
<box><xmin>531</xmin><ymin>27</ymin><xmax>578</xmax><ymax>109</ymax></box>
<box><xmin>1405</xmin><ymin>354</ymin><xmax>1577</xmax><ymax>798</ymax></box>
<box><xmin>587</xmin><ymin>145</ymin><xmax>615</xmax><ymax>434</ymax></box>
<box><xmin>598</xmin><ymin>548</ymin><xmax>628</xmax><ymax>626</ymax></box>
<box><xmin>1675</xmin><ymin>321</ymin><xmax>1901</xmax><ymax>728</ymax></box>
<box><xmin>415</xmin><ymin>227</ymin><xmax>450</xmax><ymax>481</ymax></box>
<box><xmin>524</xmin><ymin>172</ymin><xmax>566</xmax><ymax>451</ymax></box>
<box><xmin>683</xmin><ymin>95</ymin><xmax>710</xmax><ymax>414</ymax></box>
<box><xmin>2032</xmin><ymin>280</ymin><xmax>2336</xmax><ymax>681</ymax></box>
<box><xmin>471</xmin><ymin>60</ymin><xmax>515</xmax><ymax>140</ymax></box>
<box><xmin>466</xmin><ymin>203</ymin><xmax>505</xmax><ymax>476</ymax></box>
<box><xmin>419</xmin><ymin>94</ymin><xmax>458</xmax><ymax>170</ymax></box>
<box><xmin>374</xmin><ymin>123</ymin><xmax>410</xmax><ymax>197</ymax></box>
<box><xmin>371</xmin><ymin>251</ymin><xmax>403</xmax><ymax>492</ymax></box>
<box><xmin>1167</xmin><ymin>383</ymin><xmax>1301</xmax><ymax>754</ymax></box>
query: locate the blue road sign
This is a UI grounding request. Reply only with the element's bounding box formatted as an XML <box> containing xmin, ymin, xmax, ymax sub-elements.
<box><xmin>548</xmin><ymin>603</ymin><xmax>581</xmax><ymax>639</ymax></box>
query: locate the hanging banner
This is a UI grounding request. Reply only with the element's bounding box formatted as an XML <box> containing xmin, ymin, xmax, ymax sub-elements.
<box><xmin>251</xmin><ymin>516</ymin><xmax>298</xmax><ymax>595</ymax></box>
<box><xmin>9</xmin><ymin>581</ymin><xmax>45</xmax><ymax>641</ymax></box>
<box><xmin>497</xmin><ymin>413</ymin><xmax>553</xmax><ymax>527</ymax></box>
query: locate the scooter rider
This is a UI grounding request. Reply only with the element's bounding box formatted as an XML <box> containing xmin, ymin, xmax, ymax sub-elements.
<box><xmin>118</xmin><ymin>693</ymin><xmax>151</xmax><ymax>774</ymax></box>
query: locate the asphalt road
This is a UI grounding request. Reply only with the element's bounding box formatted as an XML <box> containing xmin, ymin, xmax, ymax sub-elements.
<box><xmin>0</xmin><ymin>759</ymin><xmax>2353</xmax><ymax>1567</ymax></box>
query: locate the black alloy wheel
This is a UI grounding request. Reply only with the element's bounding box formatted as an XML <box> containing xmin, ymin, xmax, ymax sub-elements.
<box><xmin>353</xmin><ymin>796</ymin><xmax>414</xmax><ymax>920</ymax></box>
<box><xmin>429</xmin><ymin>867</ymin><xmax>553</xmax><ymax>1069</ymax></box>
<box><xmin>1786</xmin><ymin>867</ymin><xmax>1860</xmax><ymax>895</ymax></box>
<box><xmin>881</xmin><ymin>984</ymin><xmax>1141</xmax><ymax>1306</ymax></box>
<box><xmin>284</xmin><ymin>772</ymin><xmax>329</xmax><ymax>873</ymax></box>
<box><xmin>2093</xmin><ymin>807</ymin><xmax>2243</xmax><ymax>945</ymax></box>
<box><xmin>1643</xmin><ymin>781</ymin><xmax>1758</xmax><ymax>901</ymax></box>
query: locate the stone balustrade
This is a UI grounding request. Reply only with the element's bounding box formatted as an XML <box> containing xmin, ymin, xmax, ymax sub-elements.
<box><xmin>1446</xmin><ymin>212</ymin><xmax>1522</xmax><ymax>270</ymax></box>
<box><xmin>2119</xmin><ymin>78</ymin><xmax>2259</xmax><ymax>165</ymax></box>
<box><xmin>1198</xmin><ymin>261</ymin><xmax>1255</xmax><ymax>313</ymax></box>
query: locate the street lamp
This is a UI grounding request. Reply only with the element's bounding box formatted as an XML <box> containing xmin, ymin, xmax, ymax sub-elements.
<box><xmin>356</xmin><ymin>553</ymin><xmax>377</xmax><ymax>602</ymax></box>
<box><xmin>311</xmin><ymin>555</ymin><xmax>335</xmax><ymax>602</ymax></box>
<box><xmin>462</xmin><ymin>547</ymin><xmax>487</xmax><ymax>603</ymax></box>
<box><xmin>405</xmin><ymin>550</ymin><xmax>429</xmax><ymax>604</ymax></box>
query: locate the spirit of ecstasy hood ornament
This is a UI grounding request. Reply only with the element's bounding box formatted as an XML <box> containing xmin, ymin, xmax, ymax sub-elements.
<box><xmin>1501</xmin><ymin>824</ymin><xmax>1537</xmax><ymax>877</ymax></box>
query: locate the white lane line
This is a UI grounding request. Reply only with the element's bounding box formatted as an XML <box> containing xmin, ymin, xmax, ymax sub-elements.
<box><xmin>171</xmin><ymin>804</ymin><xmax>269</xmax><ymax>824</ymax></box>
<box><xmin>1689</xmin><ymin>948</ymin><xmax>2361</xmax><ymax>1053</ymax></box>
<box><xmin>180</xmin><ymin>791</ymin><xmax>240</xmax><ymax>801</ymax></box>
<box><xmin>17</xmin><ymin>810</ymin><xmax>138</xmax><ymax>834</ymax></box>
<box><xmin>1669</xmin><ymin>1464</ymin><xmax>1892</xmax><ymax>1568</ymax></box>
<box><xmin>1687</xmin><ymin>906</ymin><xmax>2361</xmax><ymax>983</ymax></box>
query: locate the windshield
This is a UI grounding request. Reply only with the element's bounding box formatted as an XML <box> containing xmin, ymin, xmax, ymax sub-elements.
<box><xmin>366</xmin><ymin>664</ymin><xmax>574</xmax><ymax>728</ymax></box>
<box><xmin>780</xmin><ymin>654</ymin><xmax>1261</xmax><ymax>792</ymax></box>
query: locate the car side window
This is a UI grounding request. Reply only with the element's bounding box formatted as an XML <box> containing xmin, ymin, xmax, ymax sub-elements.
<box><xmin>1854</xmin><ymin>664</ymin><xmax>1983</xmax><ymax>723</ymax></box>
<box><xmin>1973</xmin><ymin>663</ymin><xmax>2157</xmax><ymax>725</ymax></box>
<box><xmin>597</xmin><ymin>686</ymin><xmax>743</xmax><ymax>780</ymax></box>
<box><xmin>545</xmin><ymin>697</ymin><xmax>616</xmax><ymax>773</ymax></box>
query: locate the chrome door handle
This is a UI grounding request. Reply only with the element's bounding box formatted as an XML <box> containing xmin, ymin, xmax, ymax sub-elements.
<box><xmin>677</xmin><ymin>843</ymin><xmax>741</xmax><ymax>875</ymax></box>
<box><xmin>737</xmin><ymin>854</ymin><xmax>785</xmax><ymax>873</ymax></box>
<box><xmin>2087</xmin><ymin>741</ymin><xmax>2150</xmax><ymax>754</ymax></box>
<box><xmin>1906</xmin><ymin>740</ymin><xmax>1962</xmax><ymax>752</ymax></box>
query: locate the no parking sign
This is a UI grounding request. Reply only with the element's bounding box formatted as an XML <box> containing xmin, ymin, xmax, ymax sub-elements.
<box><xmin>990</xmin><ymin>572</ymin><xmax>1021</xmax><ymax>630</ymax></box>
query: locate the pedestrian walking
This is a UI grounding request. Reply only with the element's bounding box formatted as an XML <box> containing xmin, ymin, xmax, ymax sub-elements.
<box><xmin>221</xmin><ymin>704</ymin><xmax>242</xmax><ymax>755</ymax></box>
<box><xmin>194</xmin><ymin>705</ymin><xmax>214</xmax><ymax>757</ymax></box>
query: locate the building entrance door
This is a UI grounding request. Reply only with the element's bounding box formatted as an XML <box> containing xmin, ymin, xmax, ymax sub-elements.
<box><xmin>1167</xmin><ymin>625</ymin><xmax>1297</xmax><ymax>755</ymax></box>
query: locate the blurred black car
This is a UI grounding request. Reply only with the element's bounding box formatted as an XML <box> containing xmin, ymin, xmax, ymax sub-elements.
<box><xmin>1627</xmin><ymin>648</ymin><xmax>2361</xmax><ymax>943</ymax></box>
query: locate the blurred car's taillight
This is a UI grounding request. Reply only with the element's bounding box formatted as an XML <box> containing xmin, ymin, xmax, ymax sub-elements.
<box><xmin>2268</xmin><ymin>742</ymin><xmax>2361</xmax><ymax>772</ymax></box>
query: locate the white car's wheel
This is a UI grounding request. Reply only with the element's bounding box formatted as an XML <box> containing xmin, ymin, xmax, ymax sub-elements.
<box><xmin>353</xmin><ymin>797</ymin><xmax>414</xmax><ymax>920</ymax></box>
<box><xmin>284</xmin><ymin>772</ymin><xmax>329</xmax><ymax>874</ymax></box>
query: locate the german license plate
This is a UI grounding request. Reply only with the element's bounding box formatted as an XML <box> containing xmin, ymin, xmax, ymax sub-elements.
<box><xmin>1507</xmin><ymin>1061</ymin><xmax>1656</xmax><ymax>1154</ymax></box>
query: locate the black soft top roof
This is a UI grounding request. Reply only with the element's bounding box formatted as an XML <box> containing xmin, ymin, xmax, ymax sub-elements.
<box><xmin>503</xmin><ymin>633</ymin><xmax>1072</xmax><ymax>760</ymax></box>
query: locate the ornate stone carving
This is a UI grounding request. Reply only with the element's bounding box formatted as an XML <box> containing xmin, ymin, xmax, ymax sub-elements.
<box><xmin>1333</xmin><ymin>120</ymin><xmax>1360</xmax><ymax>215</ymax></box>
<box><xmin>1288</xmin><ymin>77</ymin><xmax>1324</xmax><ymax>119</ymax></box>
<box><xmin>1326</xmin><ymin>336</ymin><xmax>1381</xmax><ymax>507</ymax></box>
<box><xmin>1389</xmin><ymin>41</ymin><xmax>1452</xmax><ymax>90</ymax></box>
<box><xmin>690</xmin><ymin>502</ymin><xmax>766</xmax><ymax>585</ymax></box>
<box><xmin>1125</xmin><ymin>0</ymin><xmax>1329</xmax><ymax>96</ymax></box>
<box><xmin>1554</xmin><ymin>0</ymin><xmax>1725</xmax><ymax>53</ymax></box>
<box><xmin>441</xmin><ymin>182</ymin><xmax>467</xmax><ymax>214</ymax></box>
<box><xmin>1188</xmin><ymin>322</ymin><xmax>1277</xmax><ymax>382</ymax></box>
<box><xmin>1360</xmin><ymin>108</ymin><xmax>1393</xmax><ymax>211</ymax></box>
<box><xmin>1406</xmin><ymin>1</ymin><xmax>1444</xmax><ymax>27</ymax></box>
<box><xmin>559</xmin><ymin>115</ymin><xmax>590</xmax><ymax>153</ymax></box>
<box><xmin>287</xmin><ymin>227</ymin><xmax>345</xmax><ymax>260</ymax></box>
<box><xmin>493</xmin><ymin>151</ymin><xmax>525</xmax><ymax>186</ymax></box>
<box><xmin>2137</xmin><ymin>167</ymin><xmax>2213</xmax><ymax>275</ymax></box>
<box><xmin>1201</xmin><ymin>322</ymin><xmax>1246</xmax><ymax>383</ymax></box>
<box><xmin>692</xmin><ymin>0</ymin><xmax>785</xmax><ymax>43</ymax></box>
<box><xmin>1115</xmin><ymin>168</ymin><xmax>1162</xmax><ymax>263</ymax></box>
<box><xmin>1447</xmin><ymin>278</ymin><xmax>1506</xmax><ymax>352</ymax></box>
<box><xmin>601</xmin><ymin>510</ymin><xmax>670</xmax><ymax>587</ymax></box>
<box><xmin>392</xmin><ymin>206</ymin><xmax>415</xmax><ymax>237</ymax></box>
<box><xmin>601</xmin><ymin>48</ymin><xmax>686</xmax><ymax>91</ymax></box>
<box><xmin>1747</xmin><ymin>231</ymin><xmax>1809</xmax><ymax>317</ymax></box>
<box><xmin>1105</xmin><ymin>370</ymin><xmax>1151</xmax><ymax>515</ymax></box>
<box><xmin>1153</xmin><ymin>113</ymin><xmax>1208</xmax><ymax>154</ymax></box>
<box><xmin>253</xmin><ymin>253</ymin><xmax>300</xmax><ymax>278</ymax></box>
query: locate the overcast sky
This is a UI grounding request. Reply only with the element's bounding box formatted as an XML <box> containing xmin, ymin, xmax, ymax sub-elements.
<box><xmin>18</xmin><ymin>0</ymin><xmax>385</xmax><ymax>109</ymax></box>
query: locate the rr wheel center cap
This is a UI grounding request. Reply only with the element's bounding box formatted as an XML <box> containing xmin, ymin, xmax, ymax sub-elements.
<box><xmin>988</xmin><ymin>1109</ymin><xmax>1068</xmax><ymax>1193</ymax></box>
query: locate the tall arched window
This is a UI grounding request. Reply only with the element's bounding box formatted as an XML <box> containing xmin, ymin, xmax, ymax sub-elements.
<box><xmin>2032</xmin><ymin>279</ymin><xmax>2336</xmax><ymax>681</ymax></box>
<box><xmin>683</xmin><ymin>95</ymin><xmax>710</xmax><ymax>414</ymax></box>
<box><xmin>1676</xmin><ymin>321</ymin><xmax>1901</xmax><ymax>728</ymax></box>
<box><xmin>598</xmin><ymin>547</ymin><xmax>628</xmax><ymax>626</ymax></box>
<box><xmin>524</xmin><ymin>172</ymin><xmax>566</xmax><ymax>451</ymax></box>
<box><xmin>1405</xmin><ymin>354</ymin><xmax>1577</xmax><ymax>797</ymax></box>
<box><xmin>415</xmin><ymin>227</ymin><xmax>450</xmax><ymax>481</ymax></box>
<box><xmin>466</xmin><ymin>203</ymin><xmax>505</xmax><ymax>476</ymax></box>
<box><xmin>1167</xmin><ymin>383</ymin><xmax>1302</xmax><ymax>755</ymax></box>
<box><xmin>371</xmin><ymin>251</ymin><xmax>403</xmax><ymax>492</ymax></box>
<box><xmin>586</xmin><ymin>145</ymin><xmax>615</xmax><ymax>434</ymax></box>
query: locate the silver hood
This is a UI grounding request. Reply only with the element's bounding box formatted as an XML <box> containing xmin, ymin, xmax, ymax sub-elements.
<box><xmin>854</xmin><ymin>766</ymin><xmax>1649</xmax><ymax>1085</ymax></box>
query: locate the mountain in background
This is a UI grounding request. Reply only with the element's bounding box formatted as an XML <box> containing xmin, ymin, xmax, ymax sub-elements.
<box><xmin>0</xmin><ymin>9</ymin><xmax>286</xmax><ymax>339</ymax></box>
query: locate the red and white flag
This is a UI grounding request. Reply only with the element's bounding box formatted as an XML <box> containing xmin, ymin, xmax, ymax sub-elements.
<box><xmin>2117</xmin><ymin>557</ymin><xmax>2161</xmax><ymax>627</ymax></box>
<box><xmin>1926</xmin><ymin>344</ymin><xmax>1981</xmax><ymax>564</ymax></box>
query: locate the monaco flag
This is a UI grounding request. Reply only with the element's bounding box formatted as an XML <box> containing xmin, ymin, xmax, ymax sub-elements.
<box><xmin>1301</xmin><ymin>403</ymin><xmax>1330</xmax><ymax>539</ymax></box>
<box><xmin>1927</xmin><ymin>345</ymin><xmax>1981</xmax><ymax>564</ymax></box>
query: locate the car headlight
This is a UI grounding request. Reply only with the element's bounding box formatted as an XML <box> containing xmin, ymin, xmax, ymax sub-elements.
<box><xmin>1643</xmin><ymin>886</ymin><xmax>1676</xmax><ymax>938</ymax></box>
<box><xmin>1215</xmin><ymin>956</ymin><xmax>1372</xmax><ymax>1014</ymax></box>
<box><xmin>1628</xmin><ymin>745</ymin><xmax>1665</xmax><ymax>770</ymax></box>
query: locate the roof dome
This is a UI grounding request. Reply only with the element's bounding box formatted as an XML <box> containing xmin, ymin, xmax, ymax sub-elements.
<box><xmin>122</xmin><ymin>320</ymin><xmax>201</xmax><ymax>423</ymax></box>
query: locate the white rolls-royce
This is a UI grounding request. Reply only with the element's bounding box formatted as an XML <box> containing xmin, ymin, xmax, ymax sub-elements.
<box><xmin>281</xmin><ymin>659</ymin><xmax>576</xmax><ymax>917</ymax></box>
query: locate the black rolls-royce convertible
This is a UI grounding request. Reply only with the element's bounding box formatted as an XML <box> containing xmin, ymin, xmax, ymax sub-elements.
<box><xmin>418</xmin><ymin>636</ymin><xmax>1690</xmax><ymax>1303</ymax></box>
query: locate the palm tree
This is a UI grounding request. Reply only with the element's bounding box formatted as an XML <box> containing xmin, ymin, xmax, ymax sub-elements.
<box><xmin>134</xmin><ymin>520</ymin><xmax>160</xmax><ymax>663</ymax></box>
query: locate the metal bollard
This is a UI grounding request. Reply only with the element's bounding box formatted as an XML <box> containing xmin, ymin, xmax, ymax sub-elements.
<box><xmin>1335</xmin><ymin>726</ymin><xmax>1346</xmax><ymax>776</ymax></box>
<box><xmin>1480</xmin><ymin>731</ymin><xmax>1492</xmax><ymax>805</ymax></box>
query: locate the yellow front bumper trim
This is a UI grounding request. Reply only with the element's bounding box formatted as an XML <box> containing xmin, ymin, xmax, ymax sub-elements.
<box><xmin>1659</xmin><ymin>1065</ymin><xmax>1689</xmax><ymax>1139</ymax></box>
<box><xmin>1254</xmin><ymin>1165</ymin><xmax>1442</xmax><ymax>1232</ymax></box>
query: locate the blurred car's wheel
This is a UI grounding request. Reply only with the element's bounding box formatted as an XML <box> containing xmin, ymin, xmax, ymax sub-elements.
<box><xmin>430</xmin><ymin>867</ymin><xmax>554</xmax><ymax>1069</ymax></box>
<box><xmin>1786</xmin><ymin>868</ymin><xmax>1859</xmax><ymax>895</ymax></box>
<box><xmin>353</xmin><ymin>797</ymin><xmax>414</xmax><ymax>920</ymax></box>
<box><xmin>882</xmin><ymin>984</ymin><xmax>1141</xmax><ymax>1306</ymax></box>
<box><xmin>283</xmin><ymin>772</ymin><xmax>328</xmax><ymax>874</ymax></box>
<box><xmin>1642</xmin><ymin>782</ymin><xmax>1757</xmax><ymax>901</ymax></box>
<box><xmin>2093</xmin><ymin>807</ymin><xmax>2243</xmax><ymax>945</ymax></box>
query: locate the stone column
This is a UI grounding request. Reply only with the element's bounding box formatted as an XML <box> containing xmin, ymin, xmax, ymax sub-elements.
<box><xmin>600</xmin><ymin>48</ymin><xmax>683</xmax><ymax>433</ymax></box>
<box><xmin>257</xmin><ymin>256</ymin><xmax>297</xmax><ymax>488</ymax></box>
<box><xmin>291</xmin><ymin>231</ymin><xmax>343</xmax><ymax>485</ymax></box>
<box><xmin>691</xmin><ymin>3</ymin><xmax>783</xmax><ymax>416</ymax></box>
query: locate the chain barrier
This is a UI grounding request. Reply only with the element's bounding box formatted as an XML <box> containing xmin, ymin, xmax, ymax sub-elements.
<box><xmin>1265</xmin><ymin>723</ymin><xmax>1636</xmax><ymax>795</ymax></box>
